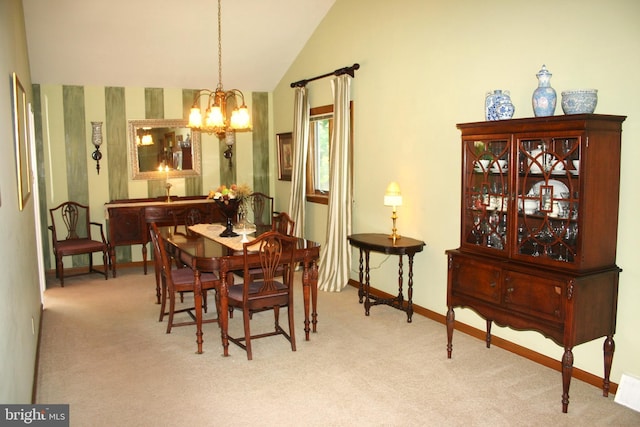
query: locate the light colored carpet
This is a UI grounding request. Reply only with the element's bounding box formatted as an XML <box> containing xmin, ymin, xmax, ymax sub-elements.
<box><xmin>36</xmin><ymin>268</ymin><xmax>640</xmax><ymax>426</ymax></box>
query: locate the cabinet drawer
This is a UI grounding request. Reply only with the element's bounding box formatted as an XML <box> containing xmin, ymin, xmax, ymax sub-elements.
<box><xmin>503</xmin><ymin>270</ymin><xmax>564</xmax><ymax>323</ymax></box>
<box><xmin>450</xmin><ymin>256</ymin><xmax>501</xmax><ymax>303</ymax></box>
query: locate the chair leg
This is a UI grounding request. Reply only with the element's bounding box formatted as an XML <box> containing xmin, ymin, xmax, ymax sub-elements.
<box><xmin>288</xmin><ymin>306</ymin><xmax>296</xmax><ymax>352</ymax></box>
<box><xmin>243</xmin><ymin>309</ymin><xmax>252</xmax><ymax>360</ymax></box>
<box><xmin>214</xmin><ymin>291</ymin><xmax>221</xmax><ymax>326</ymax></box>
<box><xmin>57</xmin><ymin>255</ymin><xmax>65</xmax><ymax>287</ymax></box>
<box><xmin>102</xmin><ymin>251</ymin><xmax>109</xmax><ymax>280</ymax></box>
<box><xmin>154</xmin><ymin>270</ymin><xmax>161</xmax><ymax>305</ymax></box>
<box><xmin>273</xmin><ymin>305</ymin><xmax>280</xmax><ymax>331</ymax></box>
<box><xmin>159</xmin><ymin>278</ymin><xmax>168</xmax><ymax>322</ymax></box>
<box><xmin>167</xmin><ymin>291</ymin><xmax>176</xmax><ymax>334</ymax></box>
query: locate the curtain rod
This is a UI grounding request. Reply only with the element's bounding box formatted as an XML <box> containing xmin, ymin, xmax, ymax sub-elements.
<box><xmin>290</xmin><ymin>63</ymin><xmax>360</xmax><ymax>88</ymax></box>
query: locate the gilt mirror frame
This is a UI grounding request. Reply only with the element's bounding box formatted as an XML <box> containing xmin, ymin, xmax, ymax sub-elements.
<box><xmin>128</xmin><ymin>119</ymin><xmax>201</xmax><ymax>180</ymax></box>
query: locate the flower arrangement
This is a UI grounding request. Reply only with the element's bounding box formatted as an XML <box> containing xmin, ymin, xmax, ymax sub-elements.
<box><xmin>207</xmin><ymin>183</ymin><xmax>252</xmax><ymax>201</ymax></box>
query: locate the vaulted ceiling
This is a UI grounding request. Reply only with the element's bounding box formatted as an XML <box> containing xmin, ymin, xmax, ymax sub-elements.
<box><xmin>22</xmin><ymin>0</ymin><xmax>336</xmax><ymax>91</ymax></box>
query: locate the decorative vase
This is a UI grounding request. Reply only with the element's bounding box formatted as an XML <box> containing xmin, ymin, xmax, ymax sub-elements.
<box><xmin>485</xmin><ymin>90</ymin><xmax>501</xmax><ymax>121</ymax></box>
<box><xmin>532</xmin><ymin>65</ymin><xmax>557</xmax><ymax>117</ymax></box>
<box><xmin>214</xmin><ymin>198</ymin><xmax>239</xmax><ymax>237</ymax></box>
<box><xmin>485</xmin><ymin>90</ymin><xmax>514</xmax><ymax>121</ymax></box>
<box><xmin>496</xmin><ymin>93</ymin><xmax>515</xmax><ymax>120</ymax></box>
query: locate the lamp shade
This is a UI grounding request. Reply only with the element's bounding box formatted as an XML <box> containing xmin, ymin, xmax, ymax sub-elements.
<box><xmin>384</xmin><ymin>181</ymin><xmax>403</xmax><ymax>207</ymax></box>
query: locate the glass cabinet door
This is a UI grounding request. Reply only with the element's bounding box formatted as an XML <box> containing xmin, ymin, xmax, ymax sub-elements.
<box><xmin>462</xmin><ymin>138</ymin><xmax>510</xmax><ymax>253</ymax></box>
<box><xmin>514</xmin><ymin>136</ymin><xmax>581</xmax><ymax>264</ymax></box>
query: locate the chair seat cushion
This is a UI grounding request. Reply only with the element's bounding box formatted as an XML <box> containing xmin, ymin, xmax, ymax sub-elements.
<box><xmin>228</xmin><ymin>280</ymin><xmax>287</xmax><ymax>301</ymax></box>
<box><xmin>170</xmin><ymin>268</ymin><xmax>218</xmax><ymax>286</ymax></box>
<box><xmin>56</xmin><ymin>239</ymin><xmax>107</xmax><ymax>256</ymax></box>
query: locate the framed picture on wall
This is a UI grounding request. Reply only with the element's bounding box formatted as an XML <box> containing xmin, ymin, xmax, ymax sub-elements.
<box><xmin>277</xmin><ymin>132</ymin><xmax>293</xmax><ymax>181</ymax></box>
<box><xmin>11</xmin><ymin>72</ymin><xmax>31</xmax><ymax>211</ymax></box>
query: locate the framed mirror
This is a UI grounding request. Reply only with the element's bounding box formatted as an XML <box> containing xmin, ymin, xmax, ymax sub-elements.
<box><xmin>128</xmin><ymin>119</ymin><xmax>201</xmax><ymax>180</ymax></box>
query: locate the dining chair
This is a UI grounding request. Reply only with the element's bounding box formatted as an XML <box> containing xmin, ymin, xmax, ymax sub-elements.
<box><xmin>272</xmin><ymin>211</ymin><xmax>296</xmax><ymax>235</ymax></box>
<box><xmin>226</xmin><ymin>231</ymin><xmax>298</xmax><ymax>360</ymax></box>
<box><xmin>48</xmin><ymin>201</ymin><xmax>110</xmax><ymax>286</ymax></box>
<box><xmin>228</xmin><ymin>211</ymin><xmax>296</xmax><ymax>312</ymax></box>
<box><xmin>149</xmin><ymin>223</ymin><xmax>220</xmax><ymax>334</ymax></box>
<box><xmin>247</xmin><ymin>192</ymin><xmax>274</xmax><ymax>228</ymax></box>
<box><xmin>172</xmin><ymin>205</ymin><xmax>213</xmax><ymax>238</ymax></box>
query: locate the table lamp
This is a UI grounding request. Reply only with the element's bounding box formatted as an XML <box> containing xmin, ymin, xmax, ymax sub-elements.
<box><xmin>384</xmin><ymin>182</ymin><xmax>403</xmax><ymax>241</ymax></box>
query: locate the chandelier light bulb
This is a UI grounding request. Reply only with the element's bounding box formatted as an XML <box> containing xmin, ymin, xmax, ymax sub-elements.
<box><xmin>189</xmin><ymin>108</ymin><xmax>203</xmax><ymax>128</ymax></box>
<box><xmin>206</xmin><ymin>106</ymin><xmax>224</xmax><ymax>128</ymax></box>
<box><xmin>230</xmin><ymin>106</ymin><xmax>250</xmax><ymax>129</ymax></box>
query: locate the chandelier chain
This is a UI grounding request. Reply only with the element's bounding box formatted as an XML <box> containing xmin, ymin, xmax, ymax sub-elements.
<box><xmin>217</xmin><ymin>0</ymin><xmax>223</xmax><ymax>89</ymax></box>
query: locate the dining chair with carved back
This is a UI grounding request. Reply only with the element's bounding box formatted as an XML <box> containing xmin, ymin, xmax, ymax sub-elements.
<box><xmin>272</xmin><ymin>211</ymin><xmax>296</xmax><ymax>236</ymax></box>
<box><xmin>48</xmin><ymin>201</ymin><xmax>110</xmax><ymax>286</ymax></box>
<box><xmin>227</xmin><ymin>211</ymin><xmax>296</xmax><ymax>320</ymax></box>
<box><xmin>247</xmin><ymin>192</ymin><xmax>274</xmax><ymax>228</ymax></box>
<box><xmin>168</xmin><ymin>205</ymin><xmax>215</xmax><ymax>303</ymax></box>
<box><xmin>225</xmin><ymin>231</ymin><xmax>298</xmax><ymax>360</ymax></box>
<box><xmin>149</xmin><ymin>222</ymin><xmax>220</xmax><ymax>334</ymax></box>
<box><xmin>171</xmin><ymin>205</ymin><xmax>213</xmax><ymax>239</ymax></box>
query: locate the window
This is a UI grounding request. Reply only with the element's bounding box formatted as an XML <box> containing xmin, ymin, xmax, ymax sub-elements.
<box><xmin>306</xmin><ymin>103</ymin><xmax>352</xmax><ymax>204</ymax></box>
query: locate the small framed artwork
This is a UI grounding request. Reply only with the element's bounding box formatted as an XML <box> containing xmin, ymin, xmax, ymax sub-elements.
<box><xmin>12</xmin><ymin>72</ymin><xmax>31</xmax><ymax>211</ymax></box>
<box><xmin>277</xmin><ymin>132</ymin><xmax>293</xmax><ymax>181</ymax></box>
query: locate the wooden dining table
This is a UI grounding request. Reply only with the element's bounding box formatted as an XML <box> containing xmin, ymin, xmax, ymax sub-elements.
<box><xmin>162</xmin><ymin>223</ymin><xmax>320</xmax><ymax>355</ymax></box>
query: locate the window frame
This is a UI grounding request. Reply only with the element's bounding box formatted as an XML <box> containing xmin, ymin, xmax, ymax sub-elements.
<box><xmin>305</xmin><ymin>102</ymin><xmax>353</xmax><ymax>205</ymax></box>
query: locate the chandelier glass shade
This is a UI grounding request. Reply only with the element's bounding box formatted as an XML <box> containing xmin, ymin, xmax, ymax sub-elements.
<box><xmin>187</xmin><ymin>0</ymin><xmax>251</xmax><ymax>140</ymax></box>
<box><xmin>188</xmin><ymin>87</ymin><xmax>251</xmax><ymax>139</ymax></box>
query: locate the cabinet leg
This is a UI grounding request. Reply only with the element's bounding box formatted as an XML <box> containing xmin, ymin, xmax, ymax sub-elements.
<box><xmin>446</xmin><ymin>307</ymin><xmax>455</xmax><ymax>358</ymax></box>
<box><xmin>110</xmin><ymin>248</ymin><xmax>117</xmax><ymax>278</ymax></box>
<box><xmin>603</xmin><ymin>335</ymin><xmax>615</xmax><ymax>397</ymax></box>
<box><xmin>142</xmin><ymin>244</ymin><xmax>148</xmax><ymax>275</ymax></box>
<box><xmin>561</xmin><ymin>347</ymin><xmax>574</xmax><ymax>413</ymax></box>
<box><xmin>485</xmin><ymin>319</ymin><xmax>492</xmax><ymax>348</ymax></box>
<box><xmin>357</xmin><ymin>248</ymin><xmax>364</xmax><ymax>303</ymax></box>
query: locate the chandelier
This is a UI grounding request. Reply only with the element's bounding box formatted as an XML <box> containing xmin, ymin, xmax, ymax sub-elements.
<box><xmin>188</xmin><ymin>0</ymin><xmax>251</xmax><ymax>152</ymax></box>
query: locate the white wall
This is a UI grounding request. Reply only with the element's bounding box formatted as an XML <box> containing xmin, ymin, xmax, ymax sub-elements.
<box><xmin>0</xmin><ymin>0</ymin><xmax>43</xmax><ymax>403</ymax></box>
<box><xmin>273</xmin><ymin>0</ymin><xmax>640</xmax><ymax>384</ymax></box>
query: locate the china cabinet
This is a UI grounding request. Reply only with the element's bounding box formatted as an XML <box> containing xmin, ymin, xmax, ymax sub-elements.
<box><xmin>445</xmin><ymin>114</ymin><xmax>625</xmax><ymax>413</ymax></box>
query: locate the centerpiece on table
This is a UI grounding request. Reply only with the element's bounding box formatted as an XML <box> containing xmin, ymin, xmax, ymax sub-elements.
<box><xmin>207</xmin><ymin>184</ymin><xmax>251</xmax><ymax>237</ymax></box>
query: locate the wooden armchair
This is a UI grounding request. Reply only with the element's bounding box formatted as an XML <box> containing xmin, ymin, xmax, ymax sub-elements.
<box><xmin>225</xmin><ymin>231</ymin><xmax>298</xmax><ymax>360</ymax></box>
<box><xmin>48</xmin><ymin>201</ymin><xmax>110</xmax><ymax>286</ymax></box>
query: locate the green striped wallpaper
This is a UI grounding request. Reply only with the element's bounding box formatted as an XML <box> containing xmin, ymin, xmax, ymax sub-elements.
<box><xmin>34</xmin><ymin>85</ymin><xmax>270</xmax><ymax>271</ymax></box>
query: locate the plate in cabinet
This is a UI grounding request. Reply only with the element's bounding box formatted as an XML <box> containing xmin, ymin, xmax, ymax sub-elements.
<box><xmin>527</xmin><ymin>179</ymin><xmax>569</xmax><ymax>197</ymax></box>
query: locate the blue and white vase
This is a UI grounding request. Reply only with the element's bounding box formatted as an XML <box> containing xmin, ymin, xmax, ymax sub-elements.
<box><xmin>486</xmin><ymin>90</ymin><xmax>514</xmax><ymax>121</ymax></box>
<box><xmin>496</xmin><ymin>92</ymin><xmax>515</xmax><ymax>120</ymax></box>
<box><xmin>532</xmin><ymin>65</ymin><xmax>556</xmax><ymax>117</ymax></box>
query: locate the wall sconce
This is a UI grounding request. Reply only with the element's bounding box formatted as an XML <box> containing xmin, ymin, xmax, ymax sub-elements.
<box><xmin>223</xmin><ymin>131</ymin><xmax>235</xmax><ymax>168</ymax></box>
<box><xmin>383</xmin><ymin>181</ymin><xmax>403</xmax><ymax>241</ymax></box>
<box><xmin>91</xmin><ymin>121</ymin><xmax>103</xmax><ymax>174</ymax></box>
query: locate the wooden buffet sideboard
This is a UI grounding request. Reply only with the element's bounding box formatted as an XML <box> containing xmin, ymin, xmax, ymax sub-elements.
<box><xmin>105</xmin><ymin>196</ymin><xmax>229</xmax><ymax>276</ymax></box>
